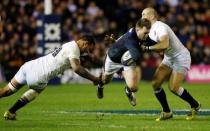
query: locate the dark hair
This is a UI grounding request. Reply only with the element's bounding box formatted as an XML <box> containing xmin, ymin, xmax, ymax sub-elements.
<box><xmin>80</xmin><ymin>34</ymin><xmax>96</xmax><ymax>46</ymax></box>
<box><xmin>136</xmin><ymin>18</ymin><xmax>151</xmax><ymax>29</ymax></box>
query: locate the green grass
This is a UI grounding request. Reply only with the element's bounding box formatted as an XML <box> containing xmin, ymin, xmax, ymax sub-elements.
<box><xmin>0</xmin><ymin>82</ymin><xmax>210</xmax><ymax>131</ymax></box>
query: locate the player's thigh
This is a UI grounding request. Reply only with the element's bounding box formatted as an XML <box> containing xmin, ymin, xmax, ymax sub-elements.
<box><xmin>169</xmin><ymin>71</ymin><xmax>185</xmax><ymax>92</ymax></box>
<box><xmin>103</xmin><ymin>55</ymin><xmax>122</xmax><ymax>84</ymax></box>
<box><xmin>14</xmin><ymin>63</ymin><xmax>27</xmax><ymax>85</ymax></box>
<box><xmin>104</xmin><ymin>55</ymin><xmax>123</xmax><ymax>74</ymax></box>
<box><xmin>23</xmin><ymin>62</ymin><xmax>48</xmax><ymax>89</ymax></box>
<box><xmin>152</xmin><ymin>64</ymin><xmax>172</xmax><ymax>88</ymax></box>
<box><xmin>123</xmin><ymin>66</ymin><xmax>141</xmax><ymax>89</ymax></box>
<box><xmin>7</xmin><ymin>64</ymin><xmax>27</xmax><ymax>91</ymax></box>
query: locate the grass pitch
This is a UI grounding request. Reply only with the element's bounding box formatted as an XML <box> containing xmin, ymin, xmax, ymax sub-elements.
<box><xmin>0</xmin><ymin>82</ymin><xmax>210</xmax><ymax>131</ymax></box>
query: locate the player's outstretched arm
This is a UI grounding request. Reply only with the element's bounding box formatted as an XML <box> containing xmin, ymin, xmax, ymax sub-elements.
<box><xmin>70</xmin><ymin>58</ymin><xmax>100</xmax><ymax>85</ymax></box>
<box><xmin>142</xmin><ymin>34</ymin><xmax>169</xmax><ymax>51</ymax></box>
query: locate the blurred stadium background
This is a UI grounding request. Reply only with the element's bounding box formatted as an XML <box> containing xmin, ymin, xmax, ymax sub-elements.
<box><xmin>0</xmin><ymin>0</ymin><xmax>210</xmax><ymax>130</ymax></box>
<box><xmin>0</xmin><ymin>0</ymin><xmax>209</xmax><ymax>83</ymax></box>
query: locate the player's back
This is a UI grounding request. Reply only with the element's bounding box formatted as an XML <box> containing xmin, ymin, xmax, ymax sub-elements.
<box><xmin>26</xmin><ymin>41</ymin><xmax>80</xmax><ymax>81</ymax></box>
<box><xmin>149</xmin><ymin>21</ymin><xmax>186</xmax><ymax>58</ymax></box>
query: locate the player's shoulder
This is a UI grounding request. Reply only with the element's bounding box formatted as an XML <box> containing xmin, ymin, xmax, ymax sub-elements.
<box><xmin>63</xmin><ymin>40</ymin><xmax>76</xmax><ymax>47</ymax></box>
<box><xmin>62</xmin><ymin>40</ymin><xmax>78</xmax><ymax>50</ymax></box>
<box><xmin>127</xmin><ymin>28</ymin><xmax>136</xmax><ymax>36</ymax></box>
<box><xmin>150</xmin><ymin>21</ymin><xmax>171</xmax><ymax>35</ymax></box>
<box><xmin>116</xmin><ymin>28</ymin><xmax>133</xmax><ymax>42</ymax></box>
<box><xmin>60</xmin><ymin>40</ymin><xmax>80</xmax><ymax>56</ymax></box>
<box><xmin>126</xmin><ymin>28</ymin><xmax>139</xmax><ymax>40</ymax></box>
<box><xmin>153</xmin><ymin>21</ymin><xmax>169</xmax><ymax>29</ymax></box>
<box><xmin>152</xmin><ymin>21</ymin><xmax>163</xmax><ymax>27</ymax></box>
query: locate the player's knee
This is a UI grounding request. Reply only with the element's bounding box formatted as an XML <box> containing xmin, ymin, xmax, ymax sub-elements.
<box><xmin>0</xmin><ymin>82</ymin><xmax>20</xmax><ymax>97</ymax></box>
<box><xmin>21</xmin><ymin>89</ymin><xmax>39</xmax><ymax>102</ymax></box>
<box><xmin>169</xmin><ymin>83</ymin><xmax>179</xmax><ymax>94</ymax></box>
<box><xmin>151</xmin><ymin>80</ymin><xmax>160</xmax><ymax>89</ymax></box>
<box><xmin>8</xmin><ymin>82</ymin><xmax>19</xmax><ymax>93</ymax></box>
<box><xmin>169</xmin><ymin>86</ymin><xmax>179</xmax><ymax>94</ymax></box>
<box><xmin>126</xmin><ymin>81</ymin><xmax>138</xmax><ymax>92</ymax></box>
<box><xmin>169</xmin><ymin>88</ymin><xmax>176</xmax><ymax>95</ymax></box>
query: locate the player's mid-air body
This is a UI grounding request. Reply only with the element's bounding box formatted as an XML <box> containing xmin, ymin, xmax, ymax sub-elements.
<box><xmin>0</xmin><ymin>35</ymin><xmax>100</xmax><ymax>120</ymax></box>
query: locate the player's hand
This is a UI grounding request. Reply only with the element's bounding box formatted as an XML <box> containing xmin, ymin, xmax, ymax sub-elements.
<box><xmin>141</xmin><ymin>45</ymin><xmax>150</xmax><ymax>52</ymax></box>
<box><xmin>104</xmin><ymin>34</ymin><xmax>116</xmax><ymax>44</ymax></box>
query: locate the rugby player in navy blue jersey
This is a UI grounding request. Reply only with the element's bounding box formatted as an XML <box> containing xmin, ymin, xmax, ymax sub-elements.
<box><xmin>97</xmin><ymin>18</ymin><xmax>151</xmax><ymax>106</ymax></box>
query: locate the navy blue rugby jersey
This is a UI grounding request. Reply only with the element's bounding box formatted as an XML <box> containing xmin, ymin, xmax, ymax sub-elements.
<box><xmin>108</xmin><ymin>28</ymin><xmax>143</xmax><ymax>63</ymax></box>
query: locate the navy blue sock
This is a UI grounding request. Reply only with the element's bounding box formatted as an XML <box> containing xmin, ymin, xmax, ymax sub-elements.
<box><xmin>179</xmin><ymin>89</ymin><xmax>199</xmax><ymax>108</ymax></box>
<box><xmin>9</xmin><ymin>98</ymin><xmax>29</xmax><ymax>113</ymax></box>
<box><xmin>154</xmin><ymin>88</ymin><xmax>171</xmax><ymax>112</ymax></box>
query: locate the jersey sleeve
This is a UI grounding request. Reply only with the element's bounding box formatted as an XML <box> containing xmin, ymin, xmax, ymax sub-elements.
<box><xmin>64</xmin><ymin>42</ymin><xmax>80</xmax><ymax>60</ymax></box>
<box><xmin>156</xmin><ymin>25</ymin><xmax>168</xmax><ymax>39</ymax></box>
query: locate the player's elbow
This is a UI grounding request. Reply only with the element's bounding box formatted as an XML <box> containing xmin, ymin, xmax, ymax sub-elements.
<box><xmin>163</xmin><ymin>40</ymin><xmax>169</xmax><ymax>48</ymax></box>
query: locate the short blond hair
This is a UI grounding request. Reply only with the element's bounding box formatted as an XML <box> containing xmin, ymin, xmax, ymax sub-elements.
<box><xmin>144</xmin><ymin>7</ymin><xmax>158</xmax><ymax>18</ymax></box>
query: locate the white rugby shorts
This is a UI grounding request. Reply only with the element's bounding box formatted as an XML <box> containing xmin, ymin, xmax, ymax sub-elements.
<box><xmin>104</xmin><ymin>55</ymin><xmax>136</xmax><ymax>75</ymax></box>
<box><xmin>162</xmin><ymin>49</ymin><xmax>191</xmax><ymax>74</ymax></box>
<box><xmin>14</xmin><ymin>61</ymin><xmax>48</xmax><ymax>90</ymax></box>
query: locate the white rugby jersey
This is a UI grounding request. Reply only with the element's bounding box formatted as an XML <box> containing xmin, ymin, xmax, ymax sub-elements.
<box><xmin>149</xmin><ymin>21</ymin><xmax>186</xmax><ymax>58</ymax></box>
<box><xmin>29</xmin><ymin>41</ymin><xmax>80</xmax><ymax>81</ymax></box>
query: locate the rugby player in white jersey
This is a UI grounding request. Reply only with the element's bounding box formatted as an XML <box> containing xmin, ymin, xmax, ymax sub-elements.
<box><xmin>0</xmin><ymin>35</ymin><xmax>100</xmax><ymax>120</ymax></box>
<box><xmin>141</xmin><ymin>7</ymin><xmax>200</xmax><ymax>121</ymax></box>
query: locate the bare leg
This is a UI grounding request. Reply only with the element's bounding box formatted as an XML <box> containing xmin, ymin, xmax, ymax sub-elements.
<box><xmin>169</xmin><ymin>71</ymin><xmax>199</xmax><ymax>108</ymax></box>
<box><xmin>9</xmin><ymin>89</ymin><xmax>41</xmax><ymax>113</ymax></box>
<box><xmin>0</xmin><ymin>78</ymin><xmax>24</xmax><ymax>98</ymax></box>
<box><xmin>152</xmin><ymin>64</ymin><xmax>172</xmax><ymax>112</ymax></box>
<box><xmin>123</xmin><ymin>66</ymin><xmax>141</xmax><ymax>92</ymax></box>
<box><xmin>168</xmin><ymin>70</ymin><xmax>200</xmax><ymax>120</ymax></box>
<box><xmin>122</xmin><ymin>66</ymin><xmax>141</xmax><ymax>106</ymax></box>
<box><xmin>4</xmin><ymin>88</ymin><xmax>44</xmax><ymax>120</ymax></box>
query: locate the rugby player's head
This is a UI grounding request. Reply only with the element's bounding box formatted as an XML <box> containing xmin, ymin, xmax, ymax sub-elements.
<box><xmin>77</xmin><ymin>34</ymin><xmax>96</xmax><ymax>54</ymax></box>
<box><xmin>141</xmin><ymin>7</ymin><xmax>158</xmax><ymax>22</ymax></box>
<box><xmin>80</xmin><ymin>34</ymin><xmax>96</xmax><ymax>46</ymax></box>
<box><xmin>135</xmin><ymin>18</ymin><xmax>151</xmax><ymax>40</ymax></box>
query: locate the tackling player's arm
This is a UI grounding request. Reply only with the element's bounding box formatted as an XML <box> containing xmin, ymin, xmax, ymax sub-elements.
<box><xmin>142</xmin><ymin>25</ymin><xmax>169</xmax><ymax>51</ymax></box>
<box><xmin>70</xmin><ymin>58</ymin><xmax>99</xmax><ymax>85</ymax></box>
<box><xmin>146</xmin><ymin>34</ymin><xmax>169</xmax><ymax>51</ymax></box>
